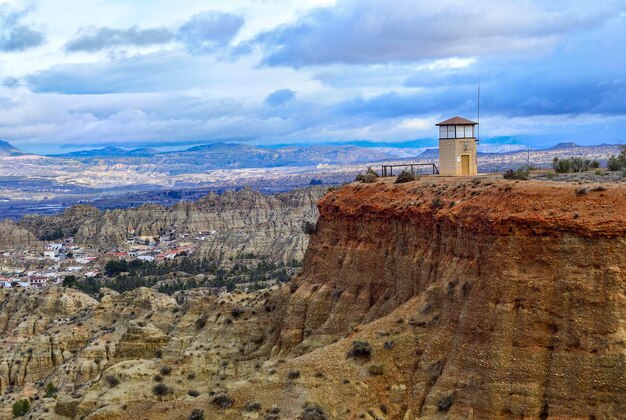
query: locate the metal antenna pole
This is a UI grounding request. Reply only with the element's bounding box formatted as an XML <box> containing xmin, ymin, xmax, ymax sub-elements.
<box><xmin>477</xmin><ymin>83</ymin><xmax>480</xmax><ymax>144</ymax></box>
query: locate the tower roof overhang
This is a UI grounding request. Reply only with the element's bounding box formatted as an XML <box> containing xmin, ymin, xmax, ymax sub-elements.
<box><xmin>436</xmin><ymin>116</ymin><xmax>478</xmax><ymax>126</ymax></box>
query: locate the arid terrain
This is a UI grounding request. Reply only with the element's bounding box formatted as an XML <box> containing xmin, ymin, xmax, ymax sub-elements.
<box><xmin>0</xmin><ymin>174</ymin><xmax>624</xmax><ymax>419</ymax></box>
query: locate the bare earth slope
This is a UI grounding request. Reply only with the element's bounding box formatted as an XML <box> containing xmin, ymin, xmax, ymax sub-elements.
<box><xmin>0</xmin><ymin>177</ymin><xmax>624</xmax><ymax>419</ymax></box>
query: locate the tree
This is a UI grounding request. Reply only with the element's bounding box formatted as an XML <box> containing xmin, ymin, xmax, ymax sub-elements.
<box><xmin>63</xmin><ymin>275</ymin><xmax>77</xmax><ymax>288</ymax></box>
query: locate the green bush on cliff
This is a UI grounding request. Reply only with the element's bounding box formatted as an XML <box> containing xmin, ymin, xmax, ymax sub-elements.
<box><xmin>395</xmin><ymin>170</ymin><xmax>417</xmax><ymax>183</ymax></box>
<box><xmin>347</xmin><ymin>340</ymin><xmax>372</xmax><ymax>360</ymax></box>
<box><xmin>12</xmin><ymin>400</ymin><xmax>30</xmax><ymax>417</ymax></box>
<box><xmin>44</xmin><ymin>382</ymin><xmax>58</xmax><ymax>398</ymax></box>
<box><xmin>355</xmin><ymin>167</ymin><xmax>379</xmax><ymax>183</ymax></box>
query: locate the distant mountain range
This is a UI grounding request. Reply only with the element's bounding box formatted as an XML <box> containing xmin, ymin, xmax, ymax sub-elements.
<box><xmin>2</xmin><ymin>140</ymin><xmax>624</xmax><ymax>174</ymax></box>
<box><xmin>47</xmin><ymin>142</ymin><xmax>396</xmax><ymax>173</ymax></box>
<box><xmin>0</xmin><ymin>140</ymin><xmax>23</xmax><ymax>157</ymax></box>
<box><xmin>52</xmin><ymin>146</ymin><xmax>159</xmax><ymax>158</ymax></box>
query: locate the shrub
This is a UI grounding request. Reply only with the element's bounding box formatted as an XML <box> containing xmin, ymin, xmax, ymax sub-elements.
<box><xmin>187</xmin><ymin>390</ymin><xmax>200</xmax><ymax>397</ymax></box>
<box><xmin>160</xmin><ymin>365</ymin><xmax>172</xmax><ymax>376</ymax></box>
<box><xmin>431</xmin><ymin>197</ymin><xmax>444</xmax><ymax>209</ymax></box>
<box><xmin>607</xmin><ymin>146</ymin><xmax>626</xmax><ymax>171</ymax></box>
<box><xmin>590</xmin><ymin>160</ymin><xmax>600</xmax><ymax>169</ymax></box>
<box><xmin>571</xmin><ymin>157</ymin><xmax>591</xmax><ymax>172</ymax></box>
<box><xmin>576</xmin><ymin>187</ymin><xmax>588</xmax><ymax>196</ymax></box>
<box><xmin>44</xmin><ymin>382</ymin><xmax>58</xmax><ymax>398</ymax></box>
<box><xmin>152</xmin><ymin>383</ymin><xmax>169</xmax><ymax>396</ymax></box>
<box><xmin>395</xmin><ymin>170</ymin><xmax>416</xmax><ymax>184</ymax></box>
<box><xmin>12</xmin><ymin>399</ymin><xmax>30</xmax><ymax>417</ymax></box>
<box><xmin>346</xmin><ymin>340</ymin><xmax>372</xmax><ymax>360</ymax></box>
<box><xmin>368</xmin><ymin>364</ymin><xmax>384</xmax><ymax>376</ymax></box>
<box><xmin>153</xmin><ymin>374</ymin><xmax>163</xmax><ymax>382</ymax></box>
<box><xmin>552</xmin><ymin>157</ymin><xmax>571</xmax><ymax>173</ymax></box>
<box><xmin>105</xmin><ymin>375</ymin><xmax>120</xmax><ymax>388</ymax></box>
<box><xmin>244</xmin><ymin>402</ymin><xmax>262</xmax><ymax>412</ymax></box>
<box><xmin>211</xmin><ymin>393</ymin><xmax>234</xmax><ymax>409</ymax></box>
<box><xmin>302</xmin><ymin>221</ymin><xmax>317</xmax><ymax>235</ymax></box>
<box><xmin>438</xmin><ymin>394</ymin><xmax>455</xmax><ymax>412</ymax></box>
<box><xmin>503</xmin><ymin>168</ymin><xmax>529</xmax><ymax>180</ymax></box>
<box><xmin>189</xmin><ymin>409</ymin><xmax>205</xmax><ymax>420</ymax></box>
<box><xmin>231</xmin><ymin>307</ymin><xmax>243</xmax><ymax>319</ymax></box>
<box><xmin>300</xmin><ymin>402</ymin><xmax>328</xmax><ymax>420</ymax></box>
<box><xmin>195</xmin><ymin>315</ymin><xmax>207</xmax><ymax>330</ymax></box>
<box><xmin>287</xmin><ymin>370</ymin><xmax>301</xmax><ymax>380</ymax></box>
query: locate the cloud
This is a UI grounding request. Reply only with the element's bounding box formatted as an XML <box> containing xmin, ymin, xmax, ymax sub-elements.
<box><xmin>252</xmin><ymin>0</ymin><xmax>615</xmax><ymax>67</ymax></box>
<box><xmin>177</xmin><ymin>11</ymin><xmax>244</xmax><ymax>53</ymax></box>
<box><xmin>62</xmin><ymin>10</ymin><xmax>244</xmax><ymax>54</ymax></box>
<box><xmin>265</xmin><ymin>89</ymin><xmax>295</xmax><ymax>106</ymax></box>
<box><xmin>65</xmin><ymin>27</ymin><xmax>174</xmax><ymax>52</ymax></box>
<box><xmin>0</xmin><ymin>7</ymin><xmax>45</xmax><ymax>51</ymax></box>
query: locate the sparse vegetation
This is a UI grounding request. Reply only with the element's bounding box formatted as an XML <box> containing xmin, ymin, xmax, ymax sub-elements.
<box><xmin>395</xmin><ymin>170</ymin><xmax>417</xmax><ymax>183</ymax></box>
<box><xmin>44</xmin><ymin>382</ymin><xmax>58</xmax><ymax>398</ymax></box>
<box><xmin>244</xmin><ymin>402</ymin><xmax>262</xmax><ymax>412</ymax></box>
<box><xmin>552</xmin><ymin>157</ymin><xmax>593</xmax><ymax>173</ymax></box>
<box><xmin>355</xmin><ymin>167</ymin><xmax>379</xmax><ymax>183</ymax></box>
<box><xmin>431</xmin><ymin>197</ymin><xmax>444</xmax><ymax>209</ymax></box>
<box><xmin>211</xmin><ymin>393</ymin><xmax>234</xmax><ymax>409</ymax></box>
<box><xmin>607</xmin><ymin>146</ymin><xmax>626</xmax><ymax>171</ymax></box>
<box><xmin>12</xmin><ymin>399</ymin><xmax>30</xmax><ymax>417</ymax></box>
<box><xmin>300</xmin><ymin>402</ymin><xmax>328</xmax><ymax>420</ymax></box>
<box><xmin>105</xmin><ymin>374</ymin><xmax>120</xmax><ymax>388</ymax></box>
<box><xmin>287</xmin><ymin>370</ymin><xmax>301</xmax><ymax>380</ymax></box>
<box><xmin>302</xmin><ymin>220</ymin><xmax>318</xmax><ymax>235</ymax></box>
<box><xmin>160</xmin><ymin>365</ymin><xmax>172</xmax><ymax>376</ymax></box>
<box><xmin>368</xmin><ymin>364</ymin><xmax>384</xmax><ymax>375</ymax></box>
<box><xmin>503</xmin><ymin>167</ymin><xmax>530</xmax><ymax>180</ymax></box>
<box><xmin>188</xmin><ymin>409</ymin><xmax>204</xmax><ymax>420</ymax></box>
<box><xmin>438</xmin><ymin>394</ymin><xmax>455</xmax><ymax>412</ymax></box>
<box><xmin>346</xmin><ymin>340</ymin><xmax>372</xmax><ymax>360</ymax></box>
<box><xmin>187</xmin><ymin>390</ymin><xmax>200</xmax><ymax>397</ymax></box>
<box><xmin>195</xmin><ymin>315</ymin><xmax>207</xmax><ymax>330</ymax></box>
<box><xmin>152</xmin><ymin>383</ymin><xmax>169</xmax><ymax>396</ymax></box>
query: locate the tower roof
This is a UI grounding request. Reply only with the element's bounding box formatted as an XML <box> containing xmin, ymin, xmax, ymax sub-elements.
<box><xmin>436</xmin><ymin>116</ymin><xmax>478</xmax><ymax>126</ymax></box>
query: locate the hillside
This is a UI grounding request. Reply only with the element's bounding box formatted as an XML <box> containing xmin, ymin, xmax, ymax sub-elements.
<box><xmin>0</xmin><ymin>176</ymin><xmax>624</xmax><ymax>418</ymax></box>
<box><xmin>0</xmin><ymin>140</ymin><xmax>23</xmax><ymax>156</ymax></box>
<box><xmin>15</xmin><ymin>187</ymin><xmax>327</xmax><ymax>264</ymax></box>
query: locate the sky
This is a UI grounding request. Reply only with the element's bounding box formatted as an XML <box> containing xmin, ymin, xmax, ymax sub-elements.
<box><xmin>0</xmin><ymin>0</ymin><xmax>625</xmax><ymax>154</ymax></box>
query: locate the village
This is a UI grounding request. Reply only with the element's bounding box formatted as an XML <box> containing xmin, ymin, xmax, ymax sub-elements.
<box><xmin>0</xmin><ymin>227</ymin><xmax>202</xmax><ymax>289</ymax></box>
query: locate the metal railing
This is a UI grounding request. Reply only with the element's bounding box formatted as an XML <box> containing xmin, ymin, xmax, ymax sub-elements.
<box><xmin>381</xmin><ymin>163</ymin><xmax>439</xmax><ymax>177</ymax></box>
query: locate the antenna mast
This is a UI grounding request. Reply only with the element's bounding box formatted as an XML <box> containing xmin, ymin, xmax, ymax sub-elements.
<box><xmin>477</xmin><ymin>83</ymin><xmax>480</xmax><ymax>144</ymax></box>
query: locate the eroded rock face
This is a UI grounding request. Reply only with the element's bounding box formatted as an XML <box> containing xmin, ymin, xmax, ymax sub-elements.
<box><xmin>270</xmin><ymin>178</ymin><xmax>626</xmax><ymax>417</ymax></box>
<box><xmin>0</xmin><ymin>220</ymin><xmax>38</xmax><ymax>249</ymax></box>
<box><xmin>20</xmin><ymin>187</ymin><xmax>326</xmax><ymax>264</ymax></box>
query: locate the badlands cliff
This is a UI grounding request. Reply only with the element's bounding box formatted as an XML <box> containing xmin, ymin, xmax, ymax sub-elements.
<box><xmin>0</xmin><ymin>176</ymin><xmax>624</xmax><ymax>419</ymax></box>
<box><xmin>15</xmin><ymin>186</ymin><xmax>326</xmax><ymax>264</ymax></box>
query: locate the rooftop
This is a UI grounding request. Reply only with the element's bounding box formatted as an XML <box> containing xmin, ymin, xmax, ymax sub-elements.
<box><xmin>436</xmin><ymin>116</ymin><xmax>478</xmax><ymax>126</ymax></box>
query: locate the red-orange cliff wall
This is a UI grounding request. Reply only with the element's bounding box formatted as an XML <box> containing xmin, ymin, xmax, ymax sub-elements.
<box><xmin>272</xmin><ymin>178</ymin><xmax>626</xmax><ymax>417</ymax></box>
